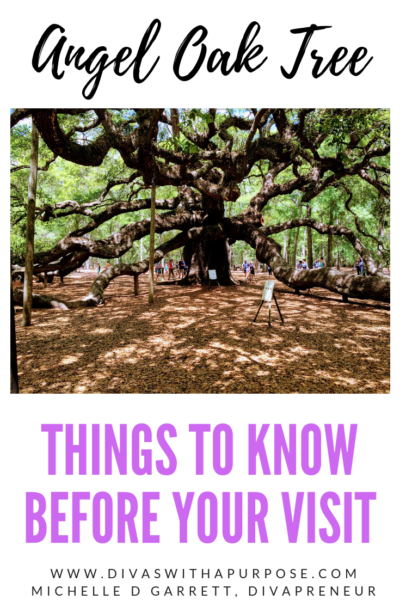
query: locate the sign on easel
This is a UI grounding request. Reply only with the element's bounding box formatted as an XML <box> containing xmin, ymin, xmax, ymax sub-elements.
<box><xmin>254</xmin><ymin>280</ymin><xmax>284</xmax><ymax>326</ymax></box>
<box><xmin>262</xmin><ymin>280</ymin><xmax>274</xmax><ymax>301</ymax></box>
<box><xmin>208</xmin><ymin>269</ymin><xmax>220</xmax><ymax>287</ymax></box>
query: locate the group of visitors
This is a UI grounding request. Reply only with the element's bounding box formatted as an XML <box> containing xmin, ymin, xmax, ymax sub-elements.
<box><xmin>96</xmin><ymin>262</ymin><xmax>110</xmax><ymax>274</ymax></box>
<box><xmin>242</xmin><ymin>260</ymin><xmax>256</xmax><ymax>282</ymax></box>
<box><xmin>296</xmin><ymin>257</ymin><xmax>326</xmax><ymax>270</ymax></box>
<box><xmin>155</xmin><ymin>259</ymin><xmax>188</xmax><ymax>281</ymax></box>
<box><xmin>239</xmin><ymin>260</ymin><xmax>273</xmax><ymax>280</ymax></box>
<box><xmin>295</xmin><ymin>256</ymin><xmax>325</xmax><ymax>295</ymax></box>
<box><xmin>313</xmin><ymin>258</ymin><xmax>326</xmax><ymax>268</ymax></box>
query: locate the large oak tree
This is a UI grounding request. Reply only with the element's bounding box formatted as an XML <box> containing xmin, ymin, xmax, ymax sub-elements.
<box><xmin>11</xmin><ymin>108</ymin><xmax>390</xmax><ymax>306</ymax></box>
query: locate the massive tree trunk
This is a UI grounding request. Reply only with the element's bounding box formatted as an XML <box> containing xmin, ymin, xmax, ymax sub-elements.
<box><xmin>182</xmin><ymin>237</ymin><xmax>236</xmax><ymax>285</ymax></box>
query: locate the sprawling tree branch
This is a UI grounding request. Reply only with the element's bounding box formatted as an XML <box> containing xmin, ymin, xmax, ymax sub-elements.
<box><xmin>11</xmin><ymin>109</ymin><xmax>390</xmax><ymax>304</ymax></box>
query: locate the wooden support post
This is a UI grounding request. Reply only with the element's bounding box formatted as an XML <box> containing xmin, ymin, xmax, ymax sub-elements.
<box><xmin>148</xmin><ymin>161</ymin><xmax>156</xmax><ymax>304</ymax></box>
<box><xmin>134</xmin><ymin>275</ymin><xmax>139</xmax><ymax>296</ymax></box>
<box><xmin>43</xmin><ymin>273</ymin><xmax>48</xmax><ymax>288</ymax></box>
<box><xmin>10</xmin><ymin>273</ymin><xmax>19</xmax><ymax>394</ymax></box>
<box><xmin>22</xmin><ymin>120</ymin><xmax>39</xmax><ymax>326</ymax></box>
<box><xmin>268</xmin><ymin>302</ymin><xmax>271</xmax><ymax>327</ymax></box>
<box><xmin>342</xmin><ymin>293</ymin><xmax>349</xmax><ymax>303</ymax></box>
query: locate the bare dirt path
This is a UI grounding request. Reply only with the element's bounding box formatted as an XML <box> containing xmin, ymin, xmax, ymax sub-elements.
<box><xmin>14</xmin><ymin>270</ymin><xmax>390</xmax><ymax>394</ymax></box>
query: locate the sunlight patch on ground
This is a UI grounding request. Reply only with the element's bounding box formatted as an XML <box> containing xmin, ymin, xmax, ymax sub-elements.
<box><xmin>89</xmin><ymin>328</ymin><xmax>114</xmax><ymax>335</ymax></box>
<box><xmin>59</xmin><ymin>355</ymin><xmax>80</xmax><ymax>365</ymax></box>
<box><xmin>15</xmin><ymin>271</ymin><xmax>390</xmax><ymax>394</ymax></box>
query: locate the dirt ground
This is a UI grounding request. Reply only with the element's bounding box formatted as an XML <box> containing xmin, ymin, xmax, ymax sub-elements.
<box><xmin>14</xmin><ymin>269</ymin><xmax>390</xmax><ymax>394</ymax></box>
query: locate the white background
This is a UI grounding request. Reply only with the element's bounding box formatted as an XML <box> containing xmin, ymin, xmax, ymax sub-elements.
<box><xmin>2</xmin><ymin>0</ymin><xmax>399</xmax><ymax>598</ymax></box>
<box><xmin>1</xmin><ymin>399</ymin><xmax>399</xmax><ymax>597</ymax></box>
<box><xmin>3</xmin><ymin>0</ymin><xmax>399</xmax><ymax>106</ymax></box>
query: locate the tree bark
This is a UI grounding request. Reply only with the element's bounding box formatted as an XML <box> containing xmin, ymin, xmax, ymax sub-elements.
<box><xmin>22</xmin><ymin>120</ymin><xmax>39</xmax><ymax>326</ymax></box>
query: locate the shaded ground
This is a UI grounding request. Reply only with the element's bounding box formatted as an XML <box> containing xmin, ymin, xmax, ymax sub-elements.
<box><xmin>14</xmin><ymin>270</ymin><xmax>390</xmax><ymax>394</ymax></box>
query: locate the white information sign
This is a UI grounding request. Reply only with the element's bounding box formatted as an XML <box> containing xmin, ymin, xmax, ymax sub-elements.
<box><xmin>209</xmin><ymin>269</ymin><xmax>217</xmax><ymax>280</ymax></box>
<box><xmin>262</xmin><ymin>280</ymin><xmax>274</xmax><ymax>301</ymax></box>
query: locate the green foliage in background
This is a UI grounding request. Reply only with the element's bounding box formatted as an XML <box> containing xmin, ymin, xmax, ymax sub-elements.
<box><xmin>10</xmin><ymin>109</ymin><xmax>390</xmax><ymax>270</ymax></box>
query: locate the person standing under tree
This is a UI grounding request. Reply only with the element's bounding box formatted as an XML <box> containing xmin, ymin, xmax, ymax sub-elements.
<box><xmin>249</xmin><ymin>261</ymin><xmax>256</xmax><ymax>282</ymax></box>
<box><xmin>242</xmin><ymin>259</ymin><xmax>250</xmax><ymax>281</ymax></box>
<box><xmin>168</xmin><ymin>259</ymin><xmax>175</xmax><ymax>280</ymax></box>
<box><xmin>155</xmin><ymin>262</ymin><xmax>162</xmax><ymax>281</ymax></box>
<box><xmin>178</xmin><ymin>259</ymin><xmax>185</xmax><ymax>278</ymax></box>
<box><xmin>13</xmin><ymin>276</ymin><xmax>22</xmax><ymax>292</ymax></box>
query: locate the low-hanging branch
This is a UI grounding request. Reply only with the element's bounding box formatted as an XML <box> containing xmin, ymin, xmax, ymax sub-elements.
<box><xmin>28</xmin><ymin>204</ymin><xmax>205</xmax><ymax>268</ymax></box>
<box><xmin>258</xmin><ymin>216</ymin><xmax>386</xmax><ymax>276</ymax></box>
<box><xmin>13</xmin><ymin>220</ymin><xmax>390</xmax><ymax>309</ymax></box>
<box><xmin>13</xmin><ymin>228</ymin><xmax>199</xmax><ymax>308</ymax></box>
